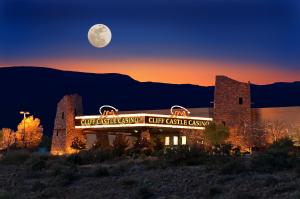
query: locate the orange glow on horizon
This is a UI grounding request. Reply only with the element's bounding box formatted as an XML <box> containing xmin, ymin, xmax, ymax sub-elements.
<box><xmin>1</xmin><ymin>58</ymin><xmax>299</xmax><ymax>86</ymax></box>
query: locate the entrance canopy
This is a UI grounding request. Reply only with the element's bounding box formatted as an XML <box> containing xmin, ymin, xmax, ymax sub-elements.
<box><xmin>75</xmin><ymin>113</ymin><xmax>213</xmax><ymax>131</ymax></box>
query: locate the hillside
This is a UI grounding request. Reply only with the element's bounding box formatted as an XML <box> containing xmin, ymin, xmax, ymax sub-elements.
<box><xmin>0</xmin><ymin>66</ymin><xmax>299</xmax><ymax>135</ymax></box>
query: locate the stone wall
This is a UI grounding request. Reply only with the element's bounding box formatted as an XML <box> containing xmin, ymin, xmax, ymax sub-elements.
<box><xmin>50</xmin><ymin>94</ymin><xmax>85</xmax><ymax>155</ymax></box>
<box><xmin>213</xmin><ymin>76</ymin><xmax>252</xmax><ymax>144</ymax></box>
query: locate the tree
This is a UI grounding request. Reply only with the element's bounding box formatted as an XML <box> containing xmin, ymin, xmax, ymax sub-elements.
<box><xmin>112</xmin><ymin>134</ymin><xmax>129</xmax><ymax>156</ymax></box>
<box><xmin>203</xmin><ymin>122</ymin><xmax>229</xmax><ymax>146</ymax></box>
<box><xmin>16</xmin><ymin>116</ymin><xmax>43</xmax><ymax>149</ymax></box>
<box><xmin>0</xmin><ymin>128</ymin><xmax>16</xmax><ymax>150</ymax></box>
<box><xmin>71</xmin><ymin>137</ymin><xmax>86</xmax><ymax>151</ymax></box>
<box><xmin>263</xmin><ymin>120</ymin><xmax>290</xmax><ymax>144</ymax></box>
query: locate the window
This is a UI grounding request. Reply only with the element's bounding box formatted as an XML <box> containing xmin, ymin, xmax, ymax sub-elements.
<box><xmin>239</xmin><ymin>97</ymin><xmax>243</xmax><ymax>105</ymax></box>
<box><xmin>62</xmin><ymin>112</ymin><xmax>64</xmax><ymax>119</ymax></box>
<box><xmin>165</xmin><ymin>137</ymin><xmax>170</xmax><ymax>146</ymax></box>
<box><xmin>56</xmin><ymin>131</ymin><xmax>58</xmax><ymax>136</ymax></box>
<box><xmin>222</xmin><ymin>121</ymin><xmax>226</xmax><ymax>126</ymax></box>
<box><xmin>181</xmin><ymin>136</ymin><xmax>187</xmax><ymax>145</ymax></box>
<box><xmin>173</xmin><ymin>136</ymin><xmax>178</xmax><ymax>145</ymax></box>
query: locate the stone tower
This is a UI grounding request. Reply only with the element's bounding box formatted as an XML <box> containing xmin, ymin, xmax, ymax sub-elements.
<box><xmin>51</xmin><ymin>94</ymin><xmax>85</xmax><ymax>155</ymax></box>
<box><xmin>213</xmin><ymin>76</ymin><xmax>252</xmax><ymax>135</ymax></box>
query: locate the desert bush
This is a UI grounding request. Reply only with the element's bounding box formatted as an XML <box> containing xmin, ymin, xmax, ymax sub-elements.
<box><xmin>93</xmin><ymin>165</ymin><xmax>109</xmax><ymax>177</ymax></box>
<box><xmin>219</xmin><ymin>158</ymin><xmax>247</xmax><ymax>175</ymax></box>
<box><xmin>268</xmin><ymin>137</ymin><xmax>294</xmax><ymax>154</ymax></box>
<box><xmin>92</xmin><ymin>149</ymin><xmax>114</xmax><ymax>162</ymax></box>
<box><xmin>250</xmin><ymin>152</ymin><xmax>295</xmax><ymax>172</ymax></box>
<box><xmin>208</xmin><ymin>186</ymin><xmax>222</xmax><ymax>197</ymax></box>
<box><xmin>164</xmin><ymin>145</ymin><xmax>209</xmax><ymax>166</ymax></box>
<box><xmin>31</xmin><ymin>181</ymin><xmax>46</xmax><ymax>192</ymax></box>
<box><xmin>121</xmin><ymin>178</ymin><xmax>138</xmax><ymax>187</ymax></box>
<box><xmin>66</xmin><ymin>150</ymin><xmax>93</xmax><ymax>165</ymax></box>
<box><xmin>0</xmin><ymin>190</ymin><xmax>13</xmax><ymax>199</ymax></box>
<box><xmin>0</xmin><ymin>150</ymin><xmax>31</xmax><ymax>164</ymax></box>
<box><xmin>109</xmin><ymin>161</ymin><xmax>133</xmax><ymax>176</ymax></box>
<box><xmin>113</xmin><ymin>135</ymin><xmax>129</xmax><ymax>156</ymax></box>
<box><xmin>250</xmin><ymin>138</ymin><xmax>299</xmax><ymax>172</ymax></box>
<box><xmin>132</xmin><ymin>137</ymin><xmax>153</xmax><ymax>156</ymax></box>
<box><xmin>54</xmin><ymin>165</ymin><xmax>79</xmax><ymax>186</ymax></box>
<box><xmin>66</xmin><ymin>149</ymin><xmax>114</xmax><ymax>165</ymax></box>
<box><xmin>136</xmin><ymin>186</ymin><xmax>154</xmax><ymax>199</ymax></box>
<box><xmin>142</xmin><ymin>159</ymin><xmax>167</xmax><ymax>170</ymax></box>
<box><xmin>232</xmin><ymin>192</ymin><xmax>256</xmax><ymax>199</ymax></box>
<box><xmin>152</xmin><ymin>136</ymin><xmax>164</xmax><ymax>151</ymax></box>
<box><xmin>211</xmin><ymin>144</ymin><xmax>233</xmax><ymax>155</ymax></box>
<box><xmin>26</xmin><ymin>153</ymin><xmax>49</xmax><ymax>171</ymax></box>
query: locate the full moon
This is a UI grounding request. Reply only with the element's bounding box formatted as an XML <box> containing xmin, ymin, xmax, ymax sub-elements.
<box><xmin>87</xmin><ymin>24</ymin><xmax>112</xmax><ymax>48</ymax></box>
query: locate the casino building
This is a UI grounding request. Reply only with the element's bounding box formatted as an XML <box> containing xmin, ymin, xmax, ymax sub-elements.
<box><xmin>50</xmin><ymin>76</ymin><xmax>300</xmax><ymax>155</ymax></box>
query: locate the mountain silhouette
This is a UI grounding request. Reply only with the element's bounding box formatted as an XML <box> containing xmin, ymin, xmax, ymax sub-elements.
<box><xmin>0</xmin><ymin>66</ymin><xmax>299</xmax><ymax>135</ymax></box>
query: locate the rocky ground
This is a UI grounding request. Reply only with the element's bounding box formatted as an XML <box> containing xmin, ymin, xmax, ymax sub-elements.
<box><xmin>0</xmin><ymin>156</ymin><xmax>300</xmax><ymax>199</ymax></box>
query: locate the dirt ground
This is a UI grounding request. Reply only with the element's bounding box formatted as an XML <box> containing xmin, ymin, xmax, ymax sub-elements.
<box><xmin>0</xmin><ymin>159</ymin><xmax>300</xmax><ymax>199</ymax></box>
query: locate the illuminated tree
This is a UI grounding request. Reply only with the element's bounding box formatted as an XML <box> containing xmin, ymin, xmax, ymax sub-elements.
<box><xmin>16</xmin><ymin>116</ymin><xmax>43</xmax><ymax>149</ymax></box>
<box><xmin>71</xmin><ymin>137</ymin><xmax>86</xmax><ymax>151</ymax></box>
<box><xmin>0</xmin><ymin>128</ymin><xmax>16</xmax><ymax>149</ymax></box>
<box><xmin>203</xmin><ymin>122</ymin><xmax>229</xmax><ymax>146</ymax></box>
<box><xmin>228</xmin><ymin>121</ymin><xmax>268</xmax><ymax>152</ymax></box>
<box><xmin>263</xmin><ymin>120</ymin><xmax>290</xmax><ymax>144</ymax></box>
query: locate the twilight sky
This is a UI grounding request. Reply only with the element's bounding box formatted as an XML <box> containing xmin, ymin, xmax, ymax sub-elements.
<box><xmin>0</xmin><ymin>0</ymin><xmax>299</xmax><ymax>85</ymax></box>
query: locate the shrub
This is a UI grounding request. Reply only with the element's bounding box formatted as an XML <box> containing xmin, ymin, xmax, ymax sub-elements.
<box><xmin>0</xmin><ymin>150</ymin><xmax>31</xmax><ymax>164</ymax></box>
<box><xmin>26</xmin><ymin>153</ymin><xmax>48</xmax><ymax>171</ymax></box>
<box><xmin>0</xmin><ymin>191</ymin><xmax>13</xmax><ymax>199</ymax></box>
<box><xmin>132</xmin><ymin>137</ymin><xmax>153</xmax><ymax>156</ymax></box>
<box><xmin>203</xmin><ymin>122</ymin><xmax>229</xmax><ymax>146</ymax></box>
<box><xmin>93</xmin><ymin>149</ymin><xmax>114</xmax><ymax>162</ymax></box>
<box><xmin>112</xmin><ymin>135</ymin><xmax>129</xmax><ymax>156</ymax></box>
<box><xmin>121</xmin><ymin>178</ymin><xmax>138</xmax><ymax>187</ymax></box>
<box><xmin>251</xmin><ymin>138</ymin><xmax>299</xmax><ymax>172</ymax></box>
<box><xmin>219</xmin><ymin>158</ymin><xmax>247</xmax><ymax>175</ymax></box>
<box><xmin>251</xmin><ymin>152</ymin><xmax>295</xmax><ymax>172</ymax></box>
<box><xmin>55</xmin><ymin>165</ymin><xmax>79</xmax><ymax>186</ymax></box>
<box><xmin>142</xmin><ymin>159</ymin><xmax>167</xmax><ymax>170</ymax></box>
<box><xmin>136</xmin><ymin>186</ymin><xmax>153</xmax><ymax>199</ymax></box>
<box><xmin>208</xmin><ymin>186</ymin><xmax>222</xmax><ymax>197</ymax></box>
<box><xmin>109</xmin><ymin>162</ymin><xmax>132</xmax><ymax>176</ymax></box>
<box><xmin>93</xmin><ymin>165</ymin><xmax>109</xmax><ymax>177</ymax></box>
<box><xmin>70</xmin><ymin>137</ymin><xmax>86</xmax><ymax>151</ymax></box>
<box><xmin>152</xmin><ymin>136</ymin><xmax>164</xmax><ymax>151</ymax></box>
<box><xmin>66</xmin><ymin>149</ymin><xmax>116</xmax><ymax>165</ymax></box>
<box><xmin>268</xmin><ymin>137</ymin><xmax>294</xmax><ymax>154</ymax></box>
<box><xmin>164</xmin><ymin>145</ymin><xmax>209</xmax><ymax>166</ymax></box>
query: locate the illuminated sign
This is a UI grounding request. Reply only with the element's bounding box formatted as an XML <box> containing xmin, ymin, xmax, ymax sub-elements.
<box><xmin>99</xmin><ymin>105</ymin><xmax>118</xmax><ymax>116</ymax></box>
<box><xmin>75</xmin><ymin>113</ymin><xmax>212</xmax><ymax>130</ymax></box>
<box><xmin>78</xmin><ymin>116</ymin><xmax>142</xmax><ymax>126</ymax></box>
<box><xmin>146</xmin><ymin>116</ymin><xmax>210</xmax><ymax>128</ymax></box>
<box><xmin>170</xmin><ymin>105</ymin><xmax>191</xmax><ymax>117</ymax></box>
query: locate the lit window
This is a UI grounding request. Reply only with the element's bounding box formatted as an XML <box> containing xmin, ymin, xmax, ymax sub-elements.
<box><xmin>173</xmin><ymin>136</ymin><xmax>178</xmax><ymax>145</ymax></box>
<box><xmin>181</xmin><ymin>136</ymin><xmax>186</xmax><ymax>145</ymax></box>
<box><xmin>165</xmin><ymin>137</ymin><xmax>170</xmax><ymax>146</ymax></box>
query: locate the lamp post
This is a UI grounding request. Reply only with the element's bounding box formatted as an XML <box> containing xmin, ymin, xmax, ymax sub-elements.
<box><xmin>20</xmin><ymin>111</ymin><xmax>30</xmax><ymax>147</ymax></box>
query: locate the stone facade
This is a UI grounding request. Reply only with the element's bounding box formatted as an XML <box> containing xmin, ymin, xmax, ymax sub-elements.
<box><xmin>50</xmin><ymin>94</ymin><xmax>85</xmax><ymax>155</ymax></box>
<box><xmin>213</xmin><ymin>76</ymin><xmax>252</xmax><ymax>137</ymax></box>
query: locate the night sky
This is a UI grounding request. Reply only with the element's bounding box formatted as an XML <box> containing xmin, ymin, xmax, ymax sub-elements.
<box><xmin>0</xmin><ymin>0</ymin><xmax>299</xmax><ymax>85</ymax></box>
